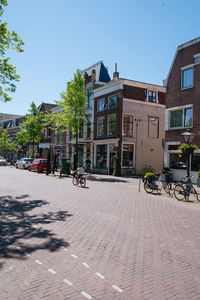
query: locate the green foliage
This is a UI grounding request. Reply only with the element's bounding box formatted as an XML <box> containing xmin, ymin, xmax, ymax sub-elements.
<box><xmin>144</xmin><ymin>172</ymin><xmax>155</xmax><ymax>178</ymax></box>
<box><xmin>179</xmin><ymin>143</ymin><xmax>198</xmax><ymax>150</ymax></box>
<box><xmin>113</xmin><ymin>151</ymin><xmax>121</xmax><ymax>176</ymax></box>
<box><xmin>0</xmin><ymin>0</ymin><xmax>24</xmax><ymax>102</ymax></box>
<box><xmin>46</xmin><ymin>69</ymin><xmax>87</xmax><ymax>137</ymax></box>
<box><xmin>29</xmin><ymin>151</ymin><xmax>40</xmax><ymax>158</ymax></box>
<box><xmin>16</xmin><ymin>129</ymin><xmax>29</xmax><ymax>148</ymax></box>
<box><xmin>198</xmin><ymin>170</ymin><xmax>200</xmax><ymax>178</ymax></box>
<box><xmin>0</xmin><ymin>129</ymin><xmax>17</xmax><ymax>156</ymax></box>
<box><xmin>21</xmin><ymin>102</ymin><xmax>44</xmax><ymax>144</ymax></box>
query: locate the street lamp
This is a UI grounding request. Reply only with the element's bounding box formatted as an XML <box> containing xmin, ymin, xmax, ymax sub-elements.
<box><xmin>181</xmin><ymin>129</ymin><xmax>195</xmax><ymax>177</ymax></box>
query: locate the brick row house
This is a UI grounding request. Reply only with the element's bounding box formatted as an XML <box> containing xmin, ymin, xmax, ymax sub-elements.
<box><xmin>93</xmin><ymin>71</ymin><xmax>166</xmax><ymax>175</ymax></box>
<box><xmin>163</xmin><ymin>37</ymin><xmax>200</xmax><ymax>181</ymax></box>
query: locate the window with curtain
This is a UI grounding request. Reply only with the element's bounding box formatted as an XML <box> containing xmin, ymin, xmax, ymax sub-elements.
<box><xmin>108</xmin><ymin>95</ymin><xmax>117</xmax><ymax>110</ymax></box>
<box><xmin>182</xmin><ymin>68</ymin><xmax>193</xmax><ymax>89</ymax></box>
<box><xmin>170</xmin><ymin>107</ymin><xmax>192</xmax><ymax>129</ymax></box>
<box><xmin>97</xmin><ymin>98</ymin><xmax>105</xmax><ymax>112</ymax></box>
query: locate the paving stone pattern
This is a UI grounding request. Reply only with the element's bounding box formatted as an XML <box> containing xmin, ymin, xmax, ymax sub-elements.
<box><xmin>0</xmin><ymin>167</ymin><xmax>200</xmax><ymax>299</ymax></box>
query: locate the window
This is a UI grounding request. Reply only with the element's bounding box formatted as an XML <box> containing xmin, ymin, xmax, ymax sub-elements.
<box><xmin>148</xmin><ymin>117</ymin><xmax>159</xmax><ymax>138</ymax></box>
<box><xmin>97</xmin><ymin>98</ymin><xmax>105</xmax><ymax>112</ymax></box>
<box><xmin>122</xmin><ymin>144</ymin><xmax>134</xmax><ymax>167</ymax></box>
<box><xmin>148</xmin><ymin>91</ymin><xmax>157</xmax><ymax>102</ymax></box>
<box><xmin>79</xmin><ymin>119</ymin><xmax>84</xmax><ymax>138</ymax></box>
<box><xmin>194</xmin><ymin>54</ymin><xmax>200</xmax><ymax>63</ymax></box>
<box><xmin>87</xmin><ymin>89</ymin><xmax>92</xmax><ymax>108</ymax></box>
<box><xmin>96</xmin><ymin>145</ymin><xmax>107</xmax><ymax>168</ymax></box>
<box><xmin>97</xmin><ymin>117</ymin><xmax>104</xmax><ymax>138</ymax></box>
<box><xmin>123</xmin><ymin>115</ymin><xmax>133</xmax><ymax>137</ymax></box>
<box><xmin>108</xmin><ymin>95</ymin><xmax>117</xmax><ymax>110</ymax></box>
<box><xmin>108</xmin><ymin>114</ymin><xmax>116</xmax><ymax>137</ymax></box>
<box><xmin>170</xmin><ymin>107</ymin><xmax>192</xmax><ymax>129</ymax></box>
<box><xmin>86</xmin><ymin>116</ymin><xmax>91</xmax><ymax>139</ymax></box>
<box><xmin>182</xmin><ymin>68</ymin><xmax>193</xmax><ymax>89</ymax></box>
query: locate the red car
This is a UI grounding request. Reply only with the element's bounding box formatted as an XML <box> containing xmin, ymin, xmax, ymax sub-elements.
<box><xmin>28</xmin><ymin>158</ymin><xmax>51</xmax><ymax>173</ymax></box>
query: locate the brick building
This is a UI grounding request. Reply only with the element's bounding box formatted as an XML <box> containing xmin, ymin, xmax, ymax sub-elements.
<box><xmin>93</xmin><ymin>70</ymin><xmax>166</xmax><ymax>175</ymax></box>
<box><xmin>163</xmin><ymin>37</ymin><xmax>200</xmax><ymax>180</ymax></box>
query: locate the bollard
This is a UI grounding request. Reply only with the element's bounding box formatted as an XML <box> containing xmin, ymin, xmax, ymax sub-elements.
<box><xmin>138</xmin><ymin>177</ymin><xmax>142</xmax><ymax>192</ymax></box>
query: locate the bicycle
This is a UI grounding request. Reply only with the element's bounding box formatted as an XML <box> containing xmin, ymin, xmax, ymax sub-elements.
<box><xmin>144</xmin><ymin>173</ymin><xmax>169</xmax><ymax>195</ymax></box>
<box><xmin>174</xmin><ymin>176</ymin><xmax>199</xmax><ymax>202</ymax></box>
<box><xmin>72</xmin><ymin>173</ymin><xmax>86</xmax><ymax>188</ymax></box>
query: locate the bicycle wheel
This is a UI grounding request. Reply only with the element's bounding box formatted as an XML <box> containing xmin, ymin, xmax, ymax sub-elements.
<box><xmin>163</xmin><ymin>182</ymin><xmax>172</xmax><ymax>194</ymax></box>
<box><xmin>174</xmin><ymin>185</ymin><xmax>185</xmax><ymax>201</ymax></box>
<box><xmin>72</xmin><ymin>176</ymin><xmax>78</xmax><ymax>186</ymax></box>
<box><xmin>144</xmin><ymin>182</ymin><xmax>154</xmax><ymax>193</ymax></box>
<box><xmin>191</xmin><ymin>186</ymin><xmax>199</xmax><ymax>201</ymax></box>
<box><xmin>80</xmin><ymin>178</ymin><xmax>86</xmax><ymax>188</ymax></box>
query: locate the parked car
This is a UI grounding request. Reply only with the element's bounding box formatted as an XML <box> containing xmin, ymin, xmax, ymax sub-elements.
<box><xmin>28</xmin><ymin>159</ymin><xmax>51</xmax><ymax>173</ymax></box>
<box><xmin>0</xmin><ymin>157</ymin><xmax>8</xmax><ymax>166</ymax></box>
<box><xmin>16</xmin><ymin>158</ymin><xmax>34</xmax><ymax>169</ymax></box>
<box><xmin>171</xmin><ymin>162</ymin><xmax>187</xmax><ymax>169</ymax></box>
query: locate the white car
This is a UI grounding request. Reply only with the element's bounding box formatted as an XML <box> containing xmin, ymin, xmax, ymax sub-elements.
<box><xmin>16</xmin><ymin>158</ymin><xmax>34</xmax><ymax>169</ymax></box>
<box><xmin>0</xmin><ymin>157</ymin><xmax>8</xmax><ymax>166</ymax></box>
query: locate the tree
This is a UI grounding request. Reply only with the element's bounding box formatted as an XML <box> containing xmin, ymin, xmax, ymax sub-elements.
<box><xmin>0</xmin><ymin>129</ymin><xmax>16</xmax><ymax>157</ymax></box>
<box><xmin>46</xmin><ymin>69</ymin><xmax>87</xmax><ymax>169</ymax></box>
<box><xmin>0</xmin><ymin>0</ymin><xmax>24</xmax><ymax>102</ymax></box>
<box><xmin>16</xmin><ymin>128</ymin><xmax>29</xmax><ymax>155</ymax></box>
<box><xmin>20</xmin><ymin>102</ymin><xmax>44</xmax><ymax>157</ymax></box>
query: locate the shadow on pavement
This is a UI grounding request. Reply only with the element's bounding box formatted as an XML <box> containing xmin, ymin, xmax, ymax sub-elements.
<box><xmin>0</xmin><ymin>194</ymin><xmax>72</xmax><ymax>266</ymax></box>
<box><xmin>86</xmin><ymin>175</ymin><xmax>127</xmax><ymax>183</ymax></box>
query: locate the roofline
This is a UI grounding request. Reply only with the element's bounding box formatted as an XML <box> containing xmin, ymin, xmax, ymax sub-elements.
<box><xmin>164</xmin><ymin>37</ymin><xmax>200</xmax><ymax>86</ymax></box>
<box><xmin>81</xmin><ymin>60</ymin><xmax>103</xmax><ymax>73</ymax></box>
<box><xmin>119</xmin><ymin>78</ymin><xmax>165</xmax><ymax>89</ymax></box>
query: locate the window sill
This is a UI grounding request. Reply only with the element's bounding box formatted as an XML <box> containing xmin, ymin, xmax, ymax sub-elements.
<box><xmin>181</xmin><ymin>86</ymin><xmax>193</xmax><ymax>91</ymax></box>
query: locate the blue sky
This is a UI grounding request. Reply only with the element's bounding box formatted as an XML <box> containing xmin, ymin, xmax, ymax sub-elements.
<box><xmin>1</xmin><ymin>0</ymin><xmax>200</xmax><ymax>115</ymax></box>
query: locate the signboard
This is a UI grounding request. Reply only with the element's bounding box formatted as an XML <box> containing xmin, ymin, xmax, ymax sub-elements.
<box><xmin>39</xmin><ymin>143</ymin><xmax>50</xmax><ymax>149</ymax></box>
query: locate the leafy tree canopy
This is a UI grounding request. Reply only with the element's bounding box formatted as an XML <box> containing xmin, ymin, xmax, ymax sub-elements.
<box><xmin>45</xmin><ymin>69</ymin><xmax>87</xmax><ymax>136</ymax></box>
<box><xmin>0</xmin><ymin>129</ymin><xmax>16</xmax><ymax>156</ymax></box>
<box><xmin>0</xmin><ymin>0</ymin><xmax>24</xmax><ymax>102</ymax></box>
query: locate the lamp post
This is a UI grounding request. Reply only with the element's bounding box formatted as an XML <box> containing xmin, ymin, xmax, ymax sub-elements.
<box><xmin>181</xmin><ymin>129</ymin><xmax>195</xmax><ymax>177</ymax></box>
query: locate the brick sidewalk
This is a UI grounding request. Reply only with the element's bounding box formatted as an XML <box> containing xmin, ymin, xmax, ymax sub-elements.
<box><xmin>1</xmin><ymin>167</ymin><xmax>200</xmax><ymax>299</ymax></box>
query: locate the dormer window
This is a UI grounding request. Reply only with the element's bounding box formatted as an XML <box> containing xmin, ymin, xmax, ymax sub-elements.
<box><xmin>148</xmin><ymin>90</ymin><xmax>157</xmax><ymax>103</ymax></box>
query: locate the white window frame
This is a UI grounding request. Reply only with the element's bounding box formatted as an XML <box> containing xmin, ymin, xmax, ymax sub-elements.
<box><xmin>181</xmin><ymin>67</ymin><xmax>194</xmax><ymax>90</ymax></box>
<box><xmin>168</xmin><ymin>105</ymin><xmax>193</xmax><ymax>130</ymax></box>
<box><xmin>147</xmin><ymin>90</ymin><xmax>157</xmax><ymax>103</ymax></box>
<box><xmin>121</xmin><ymin>143</ymin><xmax>134</xmax><ymax>168</ymax></box>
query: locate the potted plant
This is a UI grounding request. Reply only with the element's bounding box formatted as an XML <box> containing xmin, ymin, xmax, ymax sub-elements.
<box><xmin>197</xmin><ymin>170</ymin><xmax>200</xmax><ymax>187</ymax></box>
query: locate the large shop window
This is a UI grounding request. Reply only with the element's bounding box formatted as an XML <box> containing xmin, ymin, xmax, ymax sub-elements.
<box><xmin>108</xmin><ymin>114</ymin><xmax>116</xmax><ymax>137</ymax></box>
<box><xmin>169</xmin><ymin>153</ymin><xmax>200</xmax><ymax>171</ymax></box>
<box><xmin>122</xmin><ymin>144</ymin><xmax>134</xmax><ymax>167</ymax></box>
<box><xmin>123</xmin><ymin>115</ymin><xmax>133</xmax><ymax>137</ymax></box>
<box><xmin>170</xmin><ymin>107</ymin><xmax>192</xmax><ymax>129</ymax></box>
<box><xmin>182</xmin><ymin>68</ymin><xmax>193</xmax><ymax>89</ymax></box>
<box><xmin>96</xmin><ymin>145</ymin><xmax>107</xmax><ymax>168</ymax></box>
<box><xmin>97</xmin><ymin>117</ymin><xmax>105</xmax><ymax>138</ymax></box>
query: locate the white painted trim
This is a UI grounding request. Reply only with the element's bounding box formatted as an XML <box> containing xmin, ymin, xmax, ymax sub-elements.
<box><xmin>93</xmin><ymin>138</ymin><xmax>119</xmax><ymax>144</ymax></box>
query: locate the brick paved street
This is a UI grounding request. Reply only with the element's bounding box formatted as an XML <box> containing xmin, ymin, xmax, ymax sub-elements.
<box><xmin>1</xmin><ymin>167</ymin><xmax>200</xmax><ymax>300</ymax></box>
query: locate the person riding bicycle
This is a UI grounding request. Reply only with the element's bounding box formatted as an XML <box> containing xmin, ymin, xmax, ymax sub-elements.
<box><xmin>74</xmin><ymin>164</ymin><xmax>84</xmax><ymax>181</ymax></box>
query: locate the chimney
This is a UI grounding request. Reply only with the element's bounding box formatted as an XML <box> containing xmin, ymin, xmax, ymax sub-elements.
<box><xmin>113</xmin><ymin>63</ymin><xmax>119</xmax><ymax>80</ymax></box>
<box><xmin>92</xmin><ymin>69</ymin><xmax>96</xmax><ymax>89</ymax></box>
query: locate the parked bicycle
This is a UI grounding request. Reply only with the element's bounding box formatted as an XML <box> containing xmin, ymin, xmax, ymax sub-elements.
<box><xmin>173</xmin><ymin>176</ymin><xmax>199</xmax><ymax>202</ymax></box>
<box><xmin>144</xmin><ymin>173</ymin><xmax>170</xmax><ymax>195</ymax></box>
<box><xmin>72</xmin><ymin>173</ymin><xmax>86</xmax><ymax>188</ymax></box>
